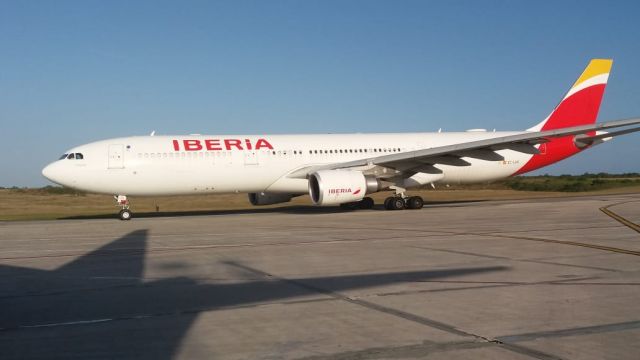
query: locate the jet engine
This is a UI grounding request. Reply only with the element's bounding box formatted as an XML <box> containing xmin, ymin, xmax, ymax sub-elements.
<box><xmin>308</xmin><ymin>170</ymin><xmax>380</xmax><ymax>205</ymax></box>
<box><xmin>248</xmin><ymin>192</ymin><xmax>293</xmax><ymax>206</ymax></box>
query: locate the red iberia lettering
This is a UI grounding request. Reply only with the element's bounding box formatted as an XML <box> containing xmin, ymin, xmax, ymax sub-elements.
<box><xmin>205</xmin><ymin>139</ymin><xmax>222</xmax><ymax>151</ymax></box>
<box><xmin>329</xmin><ymin>188</ymin><xmax>352</xmax><ymax>194</ymax></box>
<box><xmin>184</xmin><ymin>140</ymin><xmax>203</xmax><ymax>151</ymax></box>
<box><xmin>224</xmin><ymin>139</ymin><xmax>243</xmax><ymax>150</ymax></box>
<box><xmin>255</xmin><ymin>138</ymin><xmax>273</xmax><ymax>150</ymax></box>
<box><xmin>171</xmin><ymin>138</ymin><xmax>274</xmax><ymax>151</ymax></box>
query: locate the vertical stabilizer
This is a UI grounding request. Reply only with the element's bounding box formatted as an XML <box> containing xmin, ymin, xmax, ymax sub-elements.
<box><xmin>528</xmin><ymin>59</ymin><xmax>612</xmax><ymax>131</ymax></box>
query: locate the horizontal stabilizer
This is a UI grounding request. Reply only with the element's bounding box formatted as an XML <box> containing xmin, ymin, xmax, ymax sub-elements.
<box><xmin>574</xmin><ymin>126</ymin><xmax>640</xmax><ymax>148</ymax></box>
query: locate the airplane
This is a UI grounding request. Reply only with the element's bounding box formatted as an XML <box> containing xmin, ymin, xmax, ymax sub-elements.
<box><xmin>42</xmin><ymin>59</ymin><xmax>640</xmax><ymax>220</ymax></box>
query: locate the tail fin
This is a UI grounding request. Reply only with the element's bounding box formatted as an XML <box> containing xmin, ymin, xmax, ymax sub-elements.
<box><xmin>514</xmin><ymin>59</ymin><xmax>613</xmax><ymax>175</ymax></box>
<box><xmin>528</xmin><ymin>59</ymin><xmax>612</xmax><ymax>131</ymax></box>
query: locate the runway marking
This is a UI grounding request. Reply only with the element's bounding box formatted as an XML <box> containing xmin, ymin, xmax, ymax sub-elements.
<box><xmin>0</xmin><ymin>296</ymin><xmax>336</xmax><ymax>332</ymax></box>
<box><xmin>294</xmin><ymin>225</ymin><xmax>640</xmax><ymax>257</ymax></box>
<box><xmin>600</xmin><ymin>202</ymin><xmax>640</xmax><ymax>234</ymax></box>
<box><xmin>408</xmin><ymin>245</ymin><xmax>619</xmax><ymax>272</ymax></box>
<box><xmin>5</xmin><ymin>225</ymin><xmax>635</xmax><ymax>263</ymax></box>
<box><xmin>0</xmin><ymin>234</ymin><xmax>447</xmax><ymax>261</ymax></box>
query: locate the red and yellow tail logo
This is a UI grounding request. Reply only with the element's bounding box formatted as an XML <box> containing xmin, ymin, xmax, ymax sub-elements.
<box><xmin>528</xmin><ymin>59</ymin><xmax>612</xmax><ymax>131</ymax></box>
<box><xmin>516</xmin><ymin>59</ymin><xmax>612</xmax><ymax>175</ymax></box>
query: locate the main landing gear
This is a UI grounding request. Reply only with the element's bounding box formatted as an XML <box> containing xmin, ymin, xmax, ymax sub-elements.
<box><xmin>383</xmin><ymin>195</ymin><xmax>424</xmax><ymax>210</ymax></box>
<box><xmin>115</xmin><ymin>195</ymin><xmax>132</xmax><ymax>220</ymax></box>
<box><xmin>383</xmin><ymin>186</ymin><xmax>424</xmax><ymax>210</ymax></box>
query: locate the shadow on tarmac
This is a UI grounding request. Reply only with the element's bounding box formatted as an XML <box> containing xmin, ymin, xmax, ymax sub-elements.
<box><xmin>0</xmin><ymin>229</ymin><xmax>505</xmax><ymax>359</ymax></box>
<box><xmin>60</xmin><ymin>200</ymin><xmax>487</xmax><ymax>220</ymax></box>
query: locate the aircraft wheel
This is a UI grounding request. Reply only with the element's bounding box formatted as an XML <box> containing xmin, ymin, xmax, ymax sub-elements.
<box><xmin>384</xmin><ymin>197</ymin><xmax>395</xmax><ymax>210</ymax></box>
<box><xmin>359</xmin><ymin>197</ymin><xmax>375</xmax><ymax>209</ymax></box>
<box><xmin>407</xmin><ymin>196</ymin><xmax>424</xmax><ymax>210</ymax></box>
<box><xmin>119</xmin><ymin>209</ymin><xmax>132</xmax><ymax>221</ymax></box>
<box><xmin>390</xmin><ymin>197</ymin><xmax>406</xmax><ymax>210</ymax></box>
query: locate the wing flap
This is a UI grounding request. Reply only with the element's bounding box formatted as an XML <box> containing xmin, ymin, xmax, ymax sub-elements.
<box><xmin>455</xmin><ymin>149</ymin><xmax>505</xmax><ymax>161</ymax></box>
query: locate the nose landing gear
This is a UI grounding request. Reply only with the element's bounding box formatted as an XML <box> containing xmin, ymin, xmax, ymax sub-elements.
<box><xmin>115</xmin><ymin>195</ymin><xmax>132</xmax><ymax>220</ymax></box>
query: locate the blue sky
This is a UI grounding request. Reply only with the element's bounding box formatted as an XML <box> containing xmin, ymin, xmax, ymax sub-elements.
<box><xmin>1</xmin><ymin>0</ymin><xmax>639</xmax><ymax>187</ymax></box>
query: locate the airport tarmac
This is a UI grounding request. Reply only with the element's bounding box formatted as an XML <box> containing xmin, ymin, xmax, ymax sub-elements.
<box><xmin>1</xmin><ymin>193</ymin><xmax>639</xmax><ymax>360</ymax></box>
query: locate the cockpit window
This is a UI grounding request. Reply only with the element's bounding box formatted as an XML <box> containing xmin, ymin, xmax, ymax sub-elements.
<box><xmin>59</xmin><ymin>154</ymin><xmax>68</xmax><ymax>160</ymax></box>
<box><xmin>64</xmin><ymin>153</ymin><xmax>84</xmax><ymax>160</ymax></box>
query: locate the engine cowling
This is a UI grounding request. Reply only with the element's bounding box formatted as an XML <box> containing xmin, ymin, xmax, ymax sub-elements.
<box><xmin>308</xmin><ymin>170</ymin><xmax>379</xmax><ymax>205</ymax></box>
<box><xmin>248</xmin><ymin>192</ymin><xmax>293</xmax><ymax>206</ymax></box>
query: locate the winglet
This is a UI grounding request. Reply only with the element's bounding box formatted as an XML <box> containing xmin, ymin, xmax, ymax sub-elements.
<box><xmin>528</xmin><ymin>59</ymin><xmax>612</xmax><ymax>131</ymax></box>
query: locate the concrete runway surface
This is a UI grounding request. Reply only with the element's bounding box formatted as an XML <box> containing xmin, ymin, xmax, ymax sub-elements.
<box><xmin>1</xmin><ymin>193</ymin><xmax>639</xmax><ymax>359</ymax></box>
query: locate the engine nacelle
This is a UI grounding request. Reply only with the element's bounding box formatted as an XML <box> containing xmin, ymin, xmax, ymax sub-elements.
<box><xmin>308</xmin><ymin>170</ymin><xmax>379</xmax><ymax>205</ymax></box>
<box><xmin>248</xmin><ymin>192</ymin><xmax>293</xmax><ymax>206</ymax></box>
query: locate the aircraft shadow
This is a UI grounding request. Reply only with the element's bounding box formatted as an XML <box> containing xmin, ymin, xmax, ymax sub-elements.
<box><xmin>60</xmin><ymin>200</ymin><xmax>487</xmax><ymax>220</ymax></box>
<box><xmin>0</xmin><ymin>230</ymin><xmax>506</xmax><ymax>359</ymax></box>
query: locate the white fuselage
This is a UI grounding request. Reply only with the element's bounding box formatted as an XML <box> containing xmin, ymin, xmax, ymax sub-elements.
<box><xmin>43</xmin><ymin>131</ymin><xmax>533</xmax><ymax>196</ymax></box>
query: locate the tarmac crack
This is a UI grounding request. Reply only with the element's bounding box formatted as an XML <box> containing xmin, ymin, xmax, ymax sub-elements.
<box><xmin>291</xmin><ymin>339</ymin><xmax>493</xmax><ymax>360</ymax></box>
<box><xmin>226</xmin><ymin>262</ymin><xmax>562</xmax><ymax>360</ymax></box>
<box><xmin>497</xmin><ymin>319</ymin><xmax>640</xmax><ymax>343</ymax></box>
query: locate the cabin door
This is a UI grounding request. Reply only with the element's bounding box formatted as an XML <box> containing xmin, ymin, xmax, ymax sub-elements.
<box><xmin>108</xmin><ymin>144</ymin><xmax>125</xmax><ymax>169</ymax></box>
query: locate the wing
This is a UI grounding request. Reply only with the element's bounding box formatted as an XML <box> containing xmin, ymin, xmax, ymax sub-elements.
<box><xmin>287</xmin><ymin>118</ymin><xmax>640</xmax><ymax>178</ymax></box>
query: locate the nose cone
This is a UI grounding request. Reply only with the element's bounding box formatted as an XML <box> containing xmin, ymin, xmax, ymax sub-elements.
<box><xmin>42</xmin><ymin>162</ymin><xmax>66</xmax><ymax>186</ymax></box>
